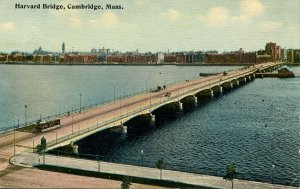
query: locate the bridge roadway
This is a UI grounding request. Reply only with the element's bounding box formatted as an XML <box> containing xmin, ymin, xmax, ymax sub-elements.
<box><xmin>0</xmin><ymin>61</ymin><xmax>287</xmax><ymax>188</ymax></box>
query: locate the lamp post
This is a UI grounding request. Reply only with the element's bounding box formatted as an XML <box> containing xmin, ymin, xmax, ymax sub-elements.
<box><xmin>141</xmin><ymin>149</ymin><xmax>144</xmax><ymax>166</ymax></box>
<box><xmin>88</xmin><ymin>98</ymin><xmax>91</xmax><ymax>108</ymax></box>
<box><xmin>97</xmin><ymin>156</ymin><xmax>101</xmax><ymax>172</ymax></box>
<box><xmin>272</xmin><ymin>164</ymin><xmax>275</xmax><ymax>183</ymax></box>
<box><xmin>24</xmin><ymin>105</ymin><xmax>28</xmax><ymax>126</ymax></box>
<box><xmin>119</xmin><ymin>96</ymin><xmax>122</xmax><ymax>116</ymax></box>
<box><xmin>72</xmin><ymin>114</ymin><xmax>74</xmax><ymax>134</ymax></box>
<box><xmin>13</xmin><ymin>125</ymin><xmax>16</xmax><ymax>157</ymax></box>
<box><xmin>32</xmin><ymin>140</ymin><xmax>34</xmax><ymax>152</ymax></box>
<box><xmin>79</xmin><ymin>93</ymin><xmax>82</xmax><ymax>113</ymax></box>
<box><xmin>146</xmin><ymin>80</ymin><xmax>148</xmax><ymax>93</ymax></box>
<box><xmin>150</xmin><ymin>93</ymin><xmax>152</xmax><ymax>106</ymax></box>
<box><xmin>113</xmin><ymin>86</ymin><xmax>116</xmax><ymax>104</ymax></box>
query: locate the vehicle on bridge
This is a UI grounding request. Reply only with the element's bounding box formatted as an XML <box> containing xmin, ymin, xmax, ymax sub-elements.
<box><xmin>164</xmin><ymin>92</ymin><xmax>171</xmax><ymax>97</ymax></box>
<box><xmin>36</xmin><ymin>118</ymin><xmax>60</xmax><ymax>132</ymax></box>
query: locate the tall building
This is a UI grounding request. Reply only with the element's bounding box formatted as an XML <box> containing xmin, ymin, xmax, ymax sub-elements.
<box><xmin>91</xmin><ymin>48</ymin><xmax>97</xmax><ymax>54</ymax></box>
<box><xmin>265</xmin><ymin>42</ymin><xmax>281</xmax><ymax>61</ymax></box>
<box><xmin>294</xmin><ymin>50</ymin><xmax>300</xmax><ymax>63</ymax></box>
<box><xmin>286</xmin><ymin>49</ymin><xmax>294</xmax><ymax>63</ymax></box>
<box><xmin>265</xmin><ymin>42</ymin><xmax>276</xmax><ymax>61</ymax></box>
<box><xmin>62</xmin><ymin>42</ymin><xmax>65</xmax><ymax>54</ymax></box>
<box><xmin>281</xmin><ymin>48</ymin><xmax>287</xmax><ymax>62</ymax></box>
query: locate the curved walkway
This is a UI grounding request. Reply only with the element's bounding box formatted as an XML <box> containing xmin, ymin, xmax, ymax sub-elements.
<box><xmin>11</xmin><ymin>152</ymin><xmax>297</xmax><ymax>189</ymax></box>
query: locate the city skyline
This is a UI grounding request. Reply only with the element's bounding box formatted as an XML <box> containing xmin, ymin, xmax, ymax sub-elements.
<box><xmin>0</xmin><ymin>0</ymin><xmax>299</xmax><ymax>52</ymax></box>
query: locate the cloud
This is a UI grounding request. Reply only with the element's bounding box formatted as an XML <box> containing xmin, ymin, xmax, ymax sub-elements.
<box><xmin>206</xmin><ymin>6</ymin><xmax>231</xmax><ymax>25</ymax></box>
<box><xmin>134</xmin><ymin>0</ymin><xmax>145</xmax><ymax>6</ymax></box>
<box><xmin>240</xmin><ymin>0</ymin><xmax>264</xmax><ymax>20</ymax></box>
<box><xmin>1</xmin><ymin>22</ymin><xmax>16</xmax><ymax>31</ymax></box>
<box><xmin>161</xmin><ymin>9</ymin><xmax>180</xmax><ymax>21</ymax></box>
<box><xmin>197</xmin><ymin>0</ymin><xmax>264</xmax><ymax>26</ymax></box>
<box><xmin>89</xmin><ymin>12</ymin><xmax>119</xmax><ymax>28</ymax></box>
<box><xmin>101</xmin><ymin>12</ymin><xmax>119</xmax><ymax>27</ymax></box>
<box><xmin>262</xmin><ymin>21</ymin><xmax>282</xmax><ymax>30</ymax></box>
<box><xmin>68</xmin><ymin>17</ymin><xmax>82</xmax><ymax>28</ymax></box>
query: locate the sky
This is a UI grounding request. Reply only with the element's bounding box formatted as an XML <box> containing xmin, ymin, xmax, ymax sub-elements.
<box><xmin>0</xmin><ymin>0</ymin><xmax>299</xmax><ymax>53</ymax></box>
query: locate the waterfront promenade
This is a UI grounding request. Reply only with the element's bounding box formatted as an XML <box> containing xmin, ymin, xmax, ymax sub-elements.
<box><xmin>10</xmin><ymin>152</ymin><xmax>298</xmax><ymax>189</ymax></box>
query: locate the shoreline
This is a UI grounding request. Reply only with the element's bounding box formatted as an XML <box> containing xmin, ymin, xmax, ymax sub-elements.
<box><xmin>0</xmin><ymin>61</ymin><xmax>298</xmax><ymax>66</ymax></box>
<box><xmin>0</xmin><ymin>62</ymin><xmax>283</xmax><ymax>66</ymax></box>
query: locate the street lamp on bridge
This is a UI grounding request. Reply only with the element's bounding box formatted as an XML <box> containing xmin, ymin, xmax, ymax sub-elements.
<box><xmin>113</xmin><ymin>86</ymin><xmax>116</xmax><ymax>104</ymax></box>
<box><xmin>79</xmin><ymin>93</ymin><xmax>82</xmax><ymax>113</ymax></box>
<box><xmin>72</xmin><ymin>114</ymin><xmax>74</xmax><ymax>134</ymax></box>
<box><xmin>88</xmin><ymin>98</ymin><xmax>92</xmax><ymax>109</ymax></box>
<box><xmin>24</xmin><ymin>105</ymin><xmax>28</xmax><ymax>126</ymax></box>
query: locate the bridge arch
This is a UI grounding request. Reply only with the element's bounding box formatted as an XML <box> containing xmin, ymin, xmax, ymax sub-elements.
<box><xmin>220</xmin><ymin>81</ymin><xmax>233</xmax><ymax>93</ymax></box>
<box><xmin>231</xmin><ymin>79</ymin><xmax>240</xmax><ymax>88</ymax></box>
<box><xmin>237</xmin><ymin>76</ymin><xmax>247</xmax><ymax>85</ymax></box>
<box><xmin>211</xmin><ymin>85</ymin><xmax>223</xmax><ymax>96</ymax></box>
<box><xmin>123</xmin><ymin>113</ymin><xmax>155</xmax><ymax>133</ymax></box>
<box><xmin>195</xmin><ymin>89</ymin><xmax>213</xmax><ymax>98</ymax></box>
<box><xmin>179</xmin><ymin>95</ymin><xmax>197</xmax><ymax>104</ymax></box>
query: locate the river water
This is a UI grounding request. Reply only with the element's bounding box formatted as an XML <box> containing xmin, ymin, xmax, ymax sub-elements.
<box><xmin>0</xmin><ymin>64</ymin><xmax>299</xmax><ymax>186</ymax></box>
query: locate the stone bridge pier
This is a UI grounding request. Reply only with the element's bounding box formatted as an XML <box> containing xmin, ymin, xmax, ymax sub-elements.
<box><xmin>246</xmin><ymin>74</ymin><xmax>255</xmax><ymax>82</ymax></box>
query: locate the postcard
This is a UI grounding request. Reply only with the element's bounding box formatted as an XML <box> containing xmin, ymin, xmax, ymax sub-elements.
<box><xmin>0</xmin><ymin>0</ymin><xmax>299</xmax><ymax>188</ymax></box>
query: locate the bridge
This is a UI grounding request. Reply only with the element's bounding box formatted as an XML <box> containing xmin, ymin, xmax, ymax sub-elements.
<box><xmin>34</xmin><ymin>62</ymin><xmax>281</xmax><ymax>150</ymax></box>
<box><xmin>0</xmin><ymin>62</ymin><xmax>282</xmax><ymax>154</ymax></box>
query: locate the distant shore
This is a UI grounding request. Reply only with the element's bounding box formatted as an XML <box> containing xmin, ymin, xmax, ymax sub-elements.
<box><xmin>0</xmin><ymin>62</ymin><xmax>298</xmax><ymax>66</ymax></box>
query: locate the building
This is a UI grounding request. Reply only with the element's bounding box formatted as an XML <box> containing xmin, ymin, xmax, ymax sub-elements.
<box><xmin>91</xmin><ymin>48</ymin><xmax>97</xmax><ymax>54</ymax></box>
<box><xmin>294</xmin><ymin>50</ymin><xmax>300</xmax><ymax>63</ymax></box>
<box><xmin>164</xmin><ymin>54</ymin><xmax>177</xmax><ymax>63</ymax></box>
<box><xmin>193</xmin><ymin>51</ymin><xmax>205</xmax><ymax>63</ymax></box>
<box><xmin>157</xmin><ymin>53</ymin><xmax>164</xmax><ymax>64</ymax></box>
<box><xmin>265</xmin><ymin>42</ymin><xmax>281</xmax><ymax>61</ymax></box>
<box><xmin>281</xmin><ymin>48</ymin><xmax>287</xmax><ymax>62</ymax></box>
<box><xmin>63</xmin><ymin>54</ymin><xmax>97</xmax><ymax>64</ymax></box>
<box><xmin>286</xmin><ymin>49</ymin><xmax>294</xmax><ymax>63</ymax></box>
<box><xmin>62</xmin><ymin>42</ymin><xmax>65</xmax><ymax>54</ymax></box>
<box><xmin>99</xmin><ymin>47</ymin><xmax>110</xmax><ymax>54</ymax></box>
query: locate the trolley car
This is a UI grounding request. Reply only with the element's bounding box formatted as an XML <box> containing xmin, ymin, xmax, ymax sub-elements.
<box><xmin>36</xmin><ymin>118</ymin><xmax>60</xmax><ymax>132</ymax></box>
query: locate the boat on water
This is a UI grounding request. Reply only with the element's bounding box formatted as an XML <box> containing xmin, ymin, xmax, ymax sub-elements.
<box><xmin>256</xmin><ymin>67</ymin><xmax>295</xmax><ymax>78</ymax></box>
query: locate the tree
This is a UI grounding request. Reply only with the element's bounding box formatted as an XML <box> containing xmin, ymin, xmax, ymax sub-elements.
<box><xmin>223</xmin><ymin>163</ymin><xmax>237</xmax><ymax>189</ymax></box>
<box><xmin>155</xmin><ymin>159</ymin><xmax>166</xmax><ymax>180</ymax></box>
<box><xmin>120</xmin><ymin>176</ymin><xmax>132</xmax><ymax>189</ymax></box>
